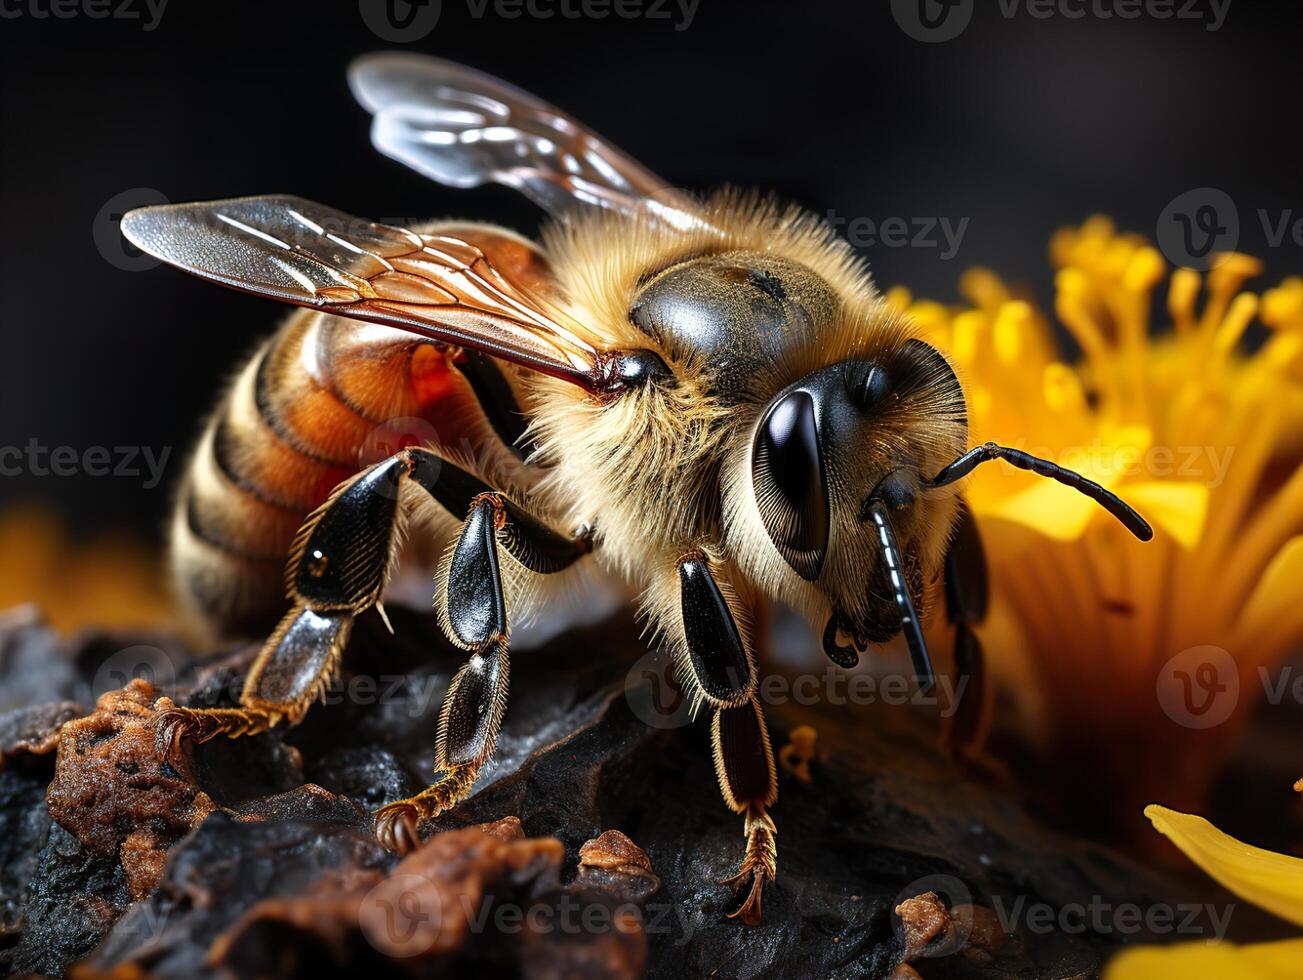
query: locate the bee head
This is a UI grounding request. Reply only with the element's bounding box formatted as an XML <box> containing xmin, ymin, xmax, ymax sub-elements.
<box><xmin>749</xmin><ymin>339</ymin><xmax>968</xmax><ymax>669</ymax></box>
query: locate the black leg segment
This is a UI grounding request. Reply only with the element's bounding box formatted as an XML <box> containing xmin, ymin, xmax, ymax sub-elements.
<box><xmin>446</xmin><ymin>496</ymin><xmax>508</xmax><ymax>648</ymax></box>
<box><xmin>438</xmin><ymin>639</ymin><xmax>509</xmax><ymax>768</ymax></box>
<box><xmin>291</xmin><ymin>457</ymin><xmax>405</xmax><ymax>609</ymax></box>
<box><xmin>944</xmin><ymin>502</ymin><xmax>988</xmax><ymax>626</ymax></box>
<box><xmin>455</xmin><ymin>351</ymin><xmax>537</xmax><ymax>460</ymax></box>
<box><xmin>406</xmin><ymin>448</ymin><xmax>590</xmax><ymax>574</ymax></box>
<box><xmin>942</xmin><ymin>503</ymin><xmax>989</xmax><ymax>750</ymax></box>
<box><xmin>679</xmin><ymin>554</ymin><xmax>756</xmax><ymax>707</ymax></box>
<box><xmin>246</xmin><ymin>607</ymin><xmax>352</xmax><ymax>707</ymax></box>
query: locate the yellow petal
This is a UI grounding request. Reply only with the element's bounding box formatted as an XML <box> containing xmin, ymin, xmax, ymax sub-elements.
<box><xmin>1098</xmin><ymin>423</ymin><xmax>1154</xmax><ymax>455</ymax></box>
<box><xmin>958</xmin><ymin>267</ymin><xmax>1009</xmax><ymax>313</ymax></box>
<box><xmin>1145</xmin><ymin>805</ymin><xmax>1303</xmax><ymax>928</ymax></box>
<box><xmin>1105</xmin><ymin>939</ymin><xmax>1303</xmax><ymax>980</ymax></box>
<box><xmin>1262</xmin><ymin>278</ymin><xmax>1303</xmax><ymax>331</ymax></box>
<box><xmin>1120</xmin><ymin>481</ymin><xmax>1210</xmax><ymax>550</ymax></box>
<box><xmin>1123</xmin><ymin>246</ymin><xmax>1166</xmax><ymax>294</ymax></box>
<box><xmin>1235</xmin><ymin>537</ymin><xmax>1303</xmax><ymax>663</ymax></box>
<box><xmin>1239</xmin><ymin>536</ymin><xmax>1303</xmax><ymax>637</ymax></box>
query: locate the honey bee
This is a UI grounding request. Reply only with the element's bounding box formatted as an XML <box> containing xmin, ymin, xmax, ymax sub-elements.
<box><xmin>122</xmin><ymin>53</ymin><xmax>1151</xmax><ymax>925</ymax></box>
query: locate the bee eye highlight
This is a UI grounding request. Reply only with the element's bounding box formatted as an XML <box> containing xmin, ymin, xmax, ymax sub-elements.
<box><xmin>752</xmin><ymin>389</ymin><xmax>828</xmax><ymax>581</ymax></box>
<box><xmin>858</xmin><ymin>363</ymin><xmax>892</xmax><ymax>410</ymax></box>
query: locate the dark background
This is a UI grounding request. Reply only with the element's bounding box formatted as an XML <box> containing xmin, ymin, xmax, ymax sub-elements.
<box><xmin>2</xmin><ymin>0</ymin><xmax>1301</xmax><ymax>538</ymax></box>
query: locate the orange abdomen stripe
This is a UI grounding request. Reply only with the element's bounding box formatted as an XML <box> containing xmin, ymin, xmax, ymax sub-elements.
<box><xmin>172</xmin><ymin>310</ymin><xmax>478</xmax><ymax>638</ymax></box>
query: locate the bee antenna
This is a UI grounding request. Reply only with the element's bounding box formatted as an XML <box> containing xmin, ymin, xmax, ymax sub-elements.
<box><xmin>923</xmin><ymin>442</ymin><xmax>1154</xmax><ymax>542</ymax></box>
<box><xmin>863</xmin><ymin>500</ymin><xmax>934</xmax><ymax>695</ymax></box>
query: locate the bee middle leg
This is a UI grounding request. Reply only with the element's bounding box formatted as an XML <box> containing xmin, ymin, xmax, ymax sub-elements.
<box><xmin>374</xmin><ymin>456</ymin><xmax>590</xmax><ymax>854</ymax></box>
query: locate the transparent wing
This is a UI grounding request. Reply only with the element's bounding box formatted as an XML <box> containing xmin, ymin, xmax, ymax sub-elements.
<box><xmin>348</xmin><ymin>52</ymin><xmax>709</xmax><ymax>231</ymax></box>
<box><xmin>121</xmin><ymin>195</ymin><xmax>611</xmax><ymax>389</ymax></box>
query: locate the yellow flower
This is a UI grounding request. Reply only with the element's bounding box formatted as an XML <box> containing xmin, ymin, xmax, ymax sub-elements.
<box><xmin>889</xmin><ymin>219</ymin><xmax>1303</xmax><ymax>842</ymax></box>
<box><xmin>1104</xmin><ymin>804</ymin><xmax>1303</xmax><ymax>978</ymax></box>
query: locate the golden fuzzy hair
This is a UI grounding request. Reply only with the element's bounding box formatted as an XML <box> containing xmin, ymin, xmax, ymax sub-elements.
<box><xmin>521</xmin><ymin>190</ymin><xmax>969</xmax><ymax>648</ymax></box>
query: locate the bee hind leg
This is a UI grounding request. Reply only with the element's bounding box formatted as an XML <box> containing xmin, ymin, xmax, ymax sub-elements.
<box><xmin>157</xmin><ymin>453</ymin><xmax>412</xmax><ymax>759</ymax></box>
<box><xmin>155</xmin><ymin>607</ymin><xmax>352</xmax><ymax>757</ymax></box>
<box><xmin>375</xmin><ymin>466</ymin><xmax>590</xmax><ymax>854</ymax></box>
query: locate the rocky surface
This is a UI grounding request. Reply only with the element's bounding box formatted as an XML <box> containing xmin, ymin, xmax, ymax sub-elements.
<box><xmin>0</xmin><ymin>603</ymin><xmax>1222</xmax><ymax>979</ymax></box>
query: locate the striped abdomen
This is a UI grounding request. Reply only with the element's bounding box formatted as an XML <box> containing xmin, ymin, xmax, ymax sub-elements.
<box><xmin>172</xmin><ymin>222</ymin><xmax>555</xmax><ymax>640</ymax></box>
<box><xmin>172</xmin><ymin>308</ymin><xmax>522</xmax><ymax>639</ymax></box>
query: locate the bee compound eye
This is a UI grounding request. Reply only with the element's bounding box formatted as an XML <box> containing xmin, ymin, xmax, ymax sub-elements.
<box><xmin>752</xmin><ymin>389</ymin><xmax>828</xmax><ymax>581</ymax></box>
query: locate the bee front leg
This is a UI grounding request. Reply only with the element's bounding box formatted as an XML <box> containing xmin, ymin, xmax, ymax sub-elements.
<box><xmin>375</xmin><ymin>462</ymin><xmax>590</xmax><ymax>854</ymax></box>
<box><xmin>658</xmin><ymin>552</ymin><xmax>776</xmax><ymax>924</ymax></box>
<box><xmin>714</xmin><ymin>697</ymin><xmax>778</xmax><ymax>926</ymax></box>
<box><xmin>157</xmin><ymin>455</ymin><xmax>409</xmax><ymax>759</ymax></box>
